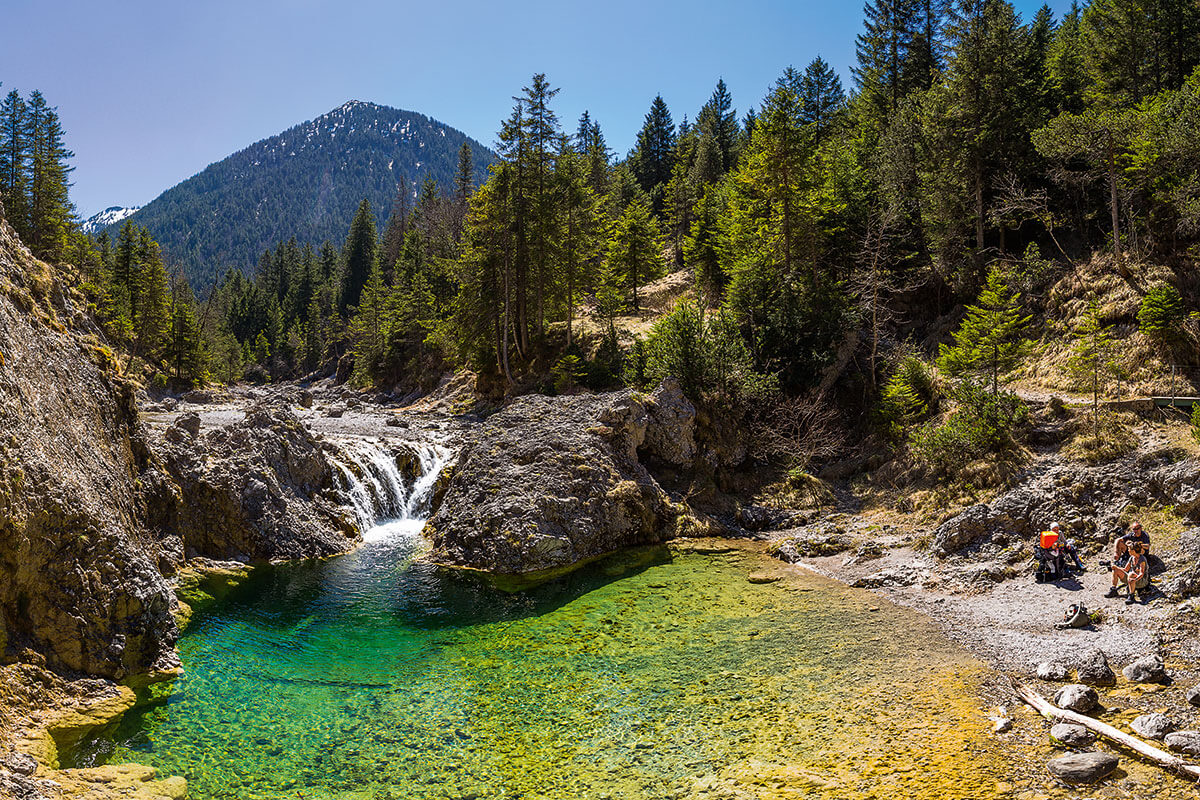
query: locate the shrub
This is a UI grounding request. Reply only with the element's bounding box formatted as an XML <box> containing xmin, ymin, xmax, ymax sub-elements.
<box><xmin>1137</xmin><ymin>284</ymin><xmax>1186</xmax><ymax>341</ymax></box>
<box><xmin>1191</xmin><ymin>403</ymin><xmax>1200</xmax><ymax>444</ymax></box>
<box><xmin>910</xmin><ymin>382</ymin><xmax>1027</xmax><ymax>474</ymax></box>
<box><xmin>551</xmin><ymin>353</ymin><xmax>587</xmax><ymax>394</ymax></box>
<box><xmin>880</xmin><ymin>350</ymin><xmax>939</xmax><ymax>426</ymax></box>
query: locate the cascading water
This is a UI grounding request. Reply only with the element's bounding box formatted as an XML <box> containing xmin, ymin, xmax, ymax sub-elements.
<box><xmin>331</xmin><ymin>439</ymin><xmax>448</xmax><ymax>540</ymax></box>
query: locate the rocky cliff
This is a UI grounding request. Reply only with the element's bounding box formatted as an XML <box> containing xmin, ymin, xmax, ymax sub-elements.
<box><xmin>425</xmin><ymin>379</ymin><xmax>722</xmax><ymax>576</ymax></box>
<box><xmin>0</xmin><ymin>219</ymin><xmax>177</xmax><ymax>681</ymax></box>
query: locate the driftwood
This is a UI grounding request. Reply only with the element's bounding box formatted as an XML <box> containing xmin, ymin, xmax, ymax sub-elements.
<box><xmin>1011</xmin><ymin>677</ymin><xmax>1200</xmax><ymax>781</ymax></box>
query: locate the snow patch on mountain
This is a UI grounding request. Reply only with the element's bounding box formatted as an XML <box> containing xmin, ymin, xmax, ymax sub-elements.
<box><xmin>82</xmin><ymin>206</ymin><xmax>140</xmax><ymax>234</ymax></box>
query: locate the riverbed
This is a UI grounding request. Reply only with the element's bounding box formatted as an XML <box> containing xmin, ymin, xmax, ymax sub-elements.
<box><xmin>73</xmin><ymin>524</ymin><xmax>1013</xmax><ymax>800</ymax></box>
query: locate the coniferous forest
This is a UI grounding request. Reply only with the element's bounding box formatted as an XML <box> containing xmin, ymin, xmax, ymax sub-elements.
<box><xmin>6</xmin><ymin>0</ymin><xmax>1200</xmax><ymax>473</ymax></box>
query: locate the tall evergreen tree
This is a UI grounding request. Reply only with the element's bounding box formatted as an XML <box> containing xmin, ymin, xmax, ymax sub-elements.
<box><xmin>630</xmin><ymin>95</ymin><xmax>677</xmax><ymax>212</ymax></box>
<box><xmin>339</xmin><ymin>199</ymin><xmax>378</xmax><ymax>313</ymax></box>
<box><xmin>0</xmin><ymin>90</ymin><xmax>29</xmax><ymax>234</ymax></box>
<box><xmin>697</xmin><ymin>79</ymin><xmax>739</xmax><ymax>172</ymax></box>
<box><xmin>799</xmin><ymin>56</ymin><xmax>847</xmax><ymax>141</ymax></box>
<box><xmin>605</xmin><ymin>196</ymin><xmax>661</xmax><ymax>313</ymax></box>
<box><xmin>25</xmin><ymin>91</ymin><xmax>74</xmax><ymax>261</ymax></box>
<box><xmin>937</xmin><ymin>265</ymin><xmax>1031</xmax><ymax>394</ymax></box>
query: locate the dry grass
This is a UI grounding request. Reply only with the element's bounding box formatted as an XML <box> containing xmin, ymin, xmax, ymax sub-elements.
<box><xmin>1062</xmin><ymin>410</ymin><xmax>1140</xmax><ymax>464</ymax></box>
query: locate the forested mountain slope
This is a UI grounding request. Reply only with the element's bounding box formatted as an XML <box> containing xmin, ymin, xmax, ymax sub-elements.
<box><xmin>114</xmin><ymin>101</ymin><xmax>494</xmax><ymax>289</ymax></box>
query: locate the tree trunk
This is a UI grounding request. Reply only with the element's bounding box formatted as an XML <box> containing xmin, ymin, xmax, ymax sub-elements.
<box><xmin>1012</xmin><ymin>679</ymin><xmax>1200</xmax><ymax>781</ymax></box>
<box><xmin>1107</xmin><ymin>133</ymin><xmax>1123</xmax><ymax>271</ymax></box>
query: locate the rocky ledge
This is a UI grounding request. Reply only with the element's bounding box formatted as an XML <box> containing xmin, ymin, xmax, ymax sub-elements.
<box><xmin>426</xmin><ymin>379</ymin><xmax>721</xmax><ymax>576</ymax></box>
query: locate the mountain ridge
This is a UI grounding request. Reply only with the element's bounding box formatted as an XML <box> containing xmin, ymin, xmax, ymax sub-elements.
<box><xmin>107</xmin><ymin>100</ymin><xmax>495</xmax><ymax>290</ymax></box>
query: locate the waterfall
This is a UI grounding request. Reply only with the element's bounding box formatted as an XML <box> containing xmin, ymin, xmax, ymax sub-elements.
<box><xmin>332</xmin><ymin>440</ymin><xmax>449</xmax><ymax>539</ymax></box>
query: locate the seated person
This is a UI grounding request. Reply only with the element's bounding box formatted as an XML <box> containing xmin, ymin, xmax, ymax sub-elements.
<box><xmin>1048</xmin><ymin>522</ymin><xmax>1085</xmax><ymax>572</ymax></box>
<box><xmin>1106</xmin><ymin>540</ymin><xmax>1149</xmax><ymax>603</ymax></box>
<box><xmin>1116</xmin><ymin>522</ymin><xmax>1150</xmax><ymax>557</ymax></box>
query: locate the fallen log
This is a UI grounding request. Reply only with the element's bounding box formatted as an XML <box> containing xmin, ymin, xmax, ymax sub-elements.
<box><xmin>1011</xmin><ymin>677</ymin><xmax>1200</xmax><ymax>781</ymax></box>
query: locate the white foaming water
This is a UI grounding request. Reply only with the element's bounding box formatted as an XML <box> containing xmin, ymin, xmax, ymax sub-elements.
<box><xmin>332</xmin><ymin>440</ymin><xmax>449</xmax><ymax>540</ymax></box>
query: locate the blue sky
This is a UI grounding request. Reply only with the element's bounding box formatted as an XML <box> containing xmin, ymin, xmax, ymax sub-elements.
<box><xmin>2</xmin><ymin>0</ymin><xmax>1073</xmax><ymax>218</ymax></box>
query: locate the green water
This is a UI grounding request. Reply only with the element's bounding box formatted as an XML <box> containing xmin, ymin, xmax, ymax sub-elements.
<box><xmin>90</xmin><ymin>528</ymin><xmax>1010</xmax><ymax>800</ymax></box>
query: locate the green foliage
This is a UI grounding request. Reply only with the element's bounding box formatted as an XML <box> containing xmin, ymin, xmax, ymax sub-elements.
<box><xmin>1190</xmin><ymin>403</ymin><xmax>1200</xmax><ymax>444</ymax></box>
<box><xmin>551</xmin><ymin>353</ymin><xmax>587</xmax><ymax>394</ymax></box>
<box><xmin>880</xmin><ymin>350</ymin><xmax>939</xmax><ymax>428</ymax></box>
<box><xmin>642</xmin><ymin>298</ymin><xmax>776</xmax><ymax>402</ymax></box>
<box><xmin>1137</xmin><ymin>283</ymin><xmax>1186</xmax><ymax>340</ymax></box>
<box><xmin>910</xmin><ymin>382</ymin><xmax>1028</xmax><ymax>474</ymax></box>
<box><xmin>1066</xmin><ymin>298</ymin><xmax>1120</xmax><ymax>431</ymax></box>
<box><xmin>937</xmin><ymin>267</ymin><xmax>1031</xmax><ymax>394</ymax></box>
<box><xmin>605</xmin><ymin>196</ymin><xmax>661</xmax><ymax>313</ymax></box>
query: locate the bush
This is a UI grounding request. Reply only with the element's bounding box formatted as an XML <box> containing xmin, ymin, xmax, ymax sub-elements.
<box><xmin>551</xmin><ymin>353</ymin><xmax>587</xmax><ymax>394</ymax></box>
<box><xmin>880</xmin><ymin>350</ymin><xmax>939</xmax><ymax>427</ymax></box>
<box><xmin>642</xmin><ymin>298</ymin><xmax>776</xmax><ymax>402</ymax></box>
<box><xmin>910</xmin><ymin>382</ymin><xmax>1027</xmax><ymax>475</ymax></box>
<box><xmin>1191</xmin><ymin>404</ymin><xmax>1200</xmax><ymax>444</ymax></box>
<box><xmin>1137</xmin><ymin>284</ymin><xmax>1186</xmax><ymax>341</ymax></box>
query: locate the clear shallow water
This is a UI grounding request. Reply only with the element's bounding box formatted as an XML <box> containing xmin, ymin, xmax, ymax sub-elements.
<box><xmin>89</xmin><ymin>528</ymin><xmax>1011</xmax><ymax>800</ymax></box>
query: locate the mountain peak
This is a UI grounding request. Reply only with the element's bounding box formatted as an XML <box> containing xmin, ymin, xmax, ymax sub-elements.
<box><xmin>105</xmin><ymin>104</ymin><xmax>495</xmax><ymax>289</ymax></box>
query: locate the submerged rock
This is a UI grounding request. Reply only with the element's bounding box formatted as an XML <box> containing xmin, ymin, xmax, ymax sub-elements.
<box><xmin>1047</xmin><ymin>752</ymin><xmax>1118</xmax><ymax>783</ymax></box>
<box><xmin>425</xmin><ymin>388</ymin><xmax>717</xmax><ymax>576</ymax></box>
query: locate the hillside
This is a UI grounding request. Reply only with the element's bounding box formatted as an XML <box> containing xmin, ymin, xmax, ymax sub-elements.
<box><xmin>112</xmin><ymin>101</ymin><xmax>495</xmax><ymax>289</ymax></box>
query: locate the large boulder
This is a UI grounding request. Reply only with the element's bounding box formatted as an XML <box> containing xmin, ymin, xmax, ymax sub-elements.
<box><xmin>148</xmin><ymin>403</ymin><xmax>357</xmax><ymax>563</ymax></box>
<box><xmin>1131</xmin><ymin>713</ymin><xmax>1174</xmax><ymax>740</ymax></box>
<box><xmin>1053</xmin><ymin>684</ymin><xmax>1099</xmax><ymax>713</ymax></box>
<box><xmin>0</xmin><ymin>219</ymin><xmax>177</xmax><ymax>680</ymax></box>
<box><xmin>639</xmin><ymin>378</ymin><xmax>696</xmax><ymax>468</ymax></box>
<box><xmin>425</xmin><ymin>390</ymin><xmax>714</xmax><ymax>576</ymax></box>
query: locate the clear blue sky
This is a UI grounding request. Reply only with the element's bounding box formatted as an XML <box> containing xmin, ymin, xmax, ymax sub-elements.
<box><xmin>2</xmin><ymin>0</ymin><xmax>1073</xmax><ymax>218</ymax></box>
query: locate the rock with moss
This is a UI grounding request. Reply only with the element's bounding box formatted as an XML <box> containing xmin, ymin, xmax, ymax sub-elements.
<box><xmin>425</xmin><ymin>390</ymin><xmax>718</xmax><ymax>576</ymax></box>
<box><xmin>0</xmin><ymin>218</ymin><xmax>178</xmax><ymax>680</ymax></box>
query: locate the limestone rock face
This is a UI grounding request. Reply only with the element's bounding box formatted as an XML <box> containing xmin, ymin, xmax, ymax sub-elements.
<box><xmin>930</xmin><ymin>454</ymin><xmax>1200</xmax><ymax>561</ymax></box>
<box><xmin>639</xmin><ymin>378</ymin><xmax>696</xmax><ymax>468</ymax></box>
<box><xmin>426</xmin><ymin>390</ymin><xmax>713</xmax><ymax>575</ymax></box>
<box><xmin>148</xmin><ymin>403</ymin><xmax>357</xmax><ymax>562</ymax></box>
<box><xmin>0</xmin><ymin>219</ymin><xmax>177</xmax><ymax>679</ymax></box>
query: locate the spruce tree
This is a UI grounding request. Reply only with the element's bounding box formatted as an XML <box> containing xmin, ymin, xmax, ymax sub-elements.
<box><xmin>799</xmin><ymin>56</ymin><xmax>846</xmax><ymax>141</ymax></box>
<box><xmin>0</xmin><ymin>90</ymin><xmax>29</xmax><ymax>235</ymax></box>
<box><xmin>25</xmin><ymin>92</ymin><xmax>74</xmax><ymax>261</ymax></box>
<box><xmin>1067</xmin><ymin>298</ymin><xmax>1119</xmax><ymax>436</ymax></box>
<box><xmin>936</xmin><ymin>266</ymin><xmax>1031</xmax><ymax>394</ymax></box>
<box><xmin>605</xmin><ymin>196</ymin><xmax>660</xmax><ymax>313</ymax></box>
<box><xmin>630</xmin><ymin>95</ymin><xmax>676</xmax><ymax>213</ymax></box>
<box><xmin>339</xmin><ymin>198</ymin><xmax>378</xmax><ymax>313</ymax></box>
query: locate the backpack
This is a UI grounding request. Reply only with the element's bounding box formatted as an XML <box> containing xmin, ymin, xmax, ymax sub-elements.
<box><xmin>1059</xmin><ymin>602</ymin><xmax>1089</xmax><ymax>629</ymax></box>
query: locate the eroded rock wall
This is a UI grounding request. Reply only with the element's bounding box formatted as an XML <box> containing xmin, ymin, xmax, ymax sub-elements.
<box><xmin>425</xmin><ymin>379</ymin><xmax>721</xmax><ymax>575</ymax></box>
<box><xmin>0</xmin><ymin>220</ymin><xmax>177</xmax><ymax>680</ymax></box>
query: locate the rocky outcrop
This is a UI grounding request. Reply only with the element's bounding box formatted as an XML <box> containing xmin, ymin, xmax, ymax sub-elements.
<box><xmin>425</xmin><ymin>383</ymin><xmax>717</xmax><ymax>576</ymax></box>
<box><xmin>0</xmin><ymin>219</ymin><xmax>177</xmax><ymax>681</ymax></box>
<box><xmin>930</xmin><ymin>453</ymin><xmax>1200</xmax><ymax>561</ymax></box>
<box><xmin>145</xmin><ymin>403</ymin><xmax>357</xmax><ymax>563</ymax></box>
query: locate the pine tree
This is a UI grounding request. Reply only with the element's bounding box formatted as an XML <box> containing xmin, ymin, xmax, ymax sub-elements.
<box><xmin>453</xmin><ymin>141</ymin><xmax>473</xmax><ymax>241</ymax></box>
<box><xmin>697</xmin><ymin>79</ymin><xmax>739</xmax><ymax>173</ymax></box>
<box><xmin>348</xmin><ymin>260</ymin><xmax>392</xmax><ymax>383</ymax></box>
<box><xmin>605</xmin><ymin>196</ymin><xmax>660</xmax><ymax>313</ymax></box>
<box><xmin>166</xmin><ymin>273</ymin><xmax>207</xmax><ymax>383</ymax></box>
<box><xmin>339</xmin><ymin>198</ymin><xmax>378</xmax><ymax>313</ymax></box>
<box><xmin>799</xmin><ymin>57</ymin><xmax>847</xmax><ymax>143</ymax></box>
<box><xmin>25</xmin><ymin>92</ymin><xmax>74</xmax><ymax>261</ymax></box>
<box><xmin>630</xmin><ymin>95</ymin><xmax>676</xmax><ymax>213</ymax></box>
<box><xmin>937</xmin><ymin>266</ymin><xmax>1031</xmax><ymax>394</ymax></box>
<box><xmin>136</xmin><ymin>228</ymin><xmax>171</xmax><ymax>362</ymax></box>
<box><xmin>0</xmin><ymin>90</ymin><xmax>29</xmax><ymax>235</ymax></box>
<box><xmin>1067</xmin><ymin>297</ymin><xmax>1119</xmax><ymax>435</ymax></box>
<box><xmin>380</xmin><ymin>178</ymin><xmax>411</xmax><ymax>278</ymax></box>
<box><xmin>1047</xmin><ymin>2</ymin><xmax>1089</xmax><ymax>114</ymax></box>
